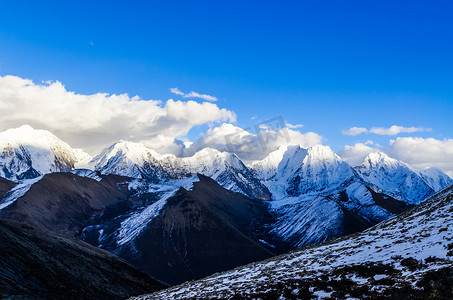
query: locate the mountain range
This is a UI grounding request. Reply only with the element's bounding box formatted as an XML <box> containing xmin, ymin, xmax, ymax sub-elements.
<box><xmin>0</xmin><ymin>125</ymin><xmax>452</xmax><ymax>289</ymax></box>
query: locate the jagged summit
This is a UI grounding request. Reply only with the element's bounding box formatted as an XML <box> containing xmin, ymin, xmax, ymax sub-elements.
<box><xmin>276</xmin><ymin>145</ymin><xmax>354</xmax><ymax>194</ymax></box>
<box><xmin>90</xmin><ymin>140</ymin><xmax>165</xmax><ymax>181</ymax></box>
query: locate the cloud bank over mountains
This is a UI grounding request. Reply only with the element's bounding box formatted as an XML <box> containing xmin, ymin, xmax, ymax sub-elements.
<box><xmin>339</xmin><ymin>137</ymin><xmax>453</xmax><ymax>177</ymax></box>
<box><xmin>0</xmin><ymin>74</ymin><xmax>451</xmax><ymax>176</ymax></box>
<box><xmin>342</xmin><ymin>125</ymin><xmax>432</xmax><ymax>136</ymax></box>
<box><xmin>0</xmin><ymin>75</ymin><xmax>234</xmax><ymax>154</ymax></box>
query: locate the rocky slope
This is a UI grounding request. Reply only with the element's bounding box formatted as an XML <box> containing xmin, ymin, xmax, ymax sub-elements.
<box><xmin>0</xmin><ymin>172</ymin><xmax>132</xmax><ymax>236</ymax></box>
<box><xmin>0</xmin><ymin>218</ymin><xmax>165</xmax><ymax>299</ymax></box>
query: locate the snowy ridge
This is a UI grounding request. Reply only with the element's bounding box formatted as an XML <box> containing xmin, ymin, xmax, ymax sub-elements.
<box><xmin>102</xmin><ymin>176</ymin><xmax>198</xmax><ymax>247</ymax></box>
<box><xmin>133</xmin><ymin>185</ymin><xmax>453</xmax><ymax>299</ymax></box>
<box><xmin>92</xmin><ymin>143</ymin><xmax>270</xmax><ymax>200</ymax></box>
<box><xmin>0</xmin><ymin>176</ymin><xmax>43</xmax><ymax>210</ymax></box>
<box><xmin>0</xmin><ymin>125</ymin><xmax>91</xmax><ymax>181</ymax></box>
<box><xmin>160</xmin><ymin>148</ymin><xmax>271</xmax><ymax>199</ymax></box>
<box><xmin>116</xmin><ymin>190</ymin><xmax>176</xmax><ymax>246</ymax></box>
<box><xmin>354</xmin><ymin>152</ymin><xmax>435</xmax><ymax>204</ymax></box>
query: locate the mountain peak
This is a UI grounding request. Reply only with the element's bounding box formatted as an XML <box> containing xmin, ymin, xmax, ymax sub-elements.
<box><xmin>306</xmin><ymin>144</ymin><xmax>340</xmax><ymax>161</ymax></box>
<box><xmin>364</xmin><ymin>152</ymin><xmax>396</xmax><ymax>164</ymax></box>
<box><xmin>355</xmin><ymin>152</ymin><xmax>435</xmax><ymax>204</ymax></box>
<box><xmin>0</xmin><ymin>125</ymin><xmax>83</xmax><ymax>180</ymax></box>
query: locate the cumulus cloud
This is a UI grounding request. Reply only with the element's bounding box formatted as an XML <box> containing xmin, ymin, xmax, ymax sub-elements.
<box><xmin>339</xmin><ymin>137</ymin><xmax>453</xmax><ymax>177</ymax></box>
<box><xmin>0</xmin><ymin>75</ymin><xmax>235</xmax><ymax>154</ymax></box>
<box><xmin>184</xmin><ymin>123</ymin><xmax>323</xmax><ymax>162</ymax></box>
<box><xmin>338</xmin><ymin>142</ymin><xmax>381</xmax><ymax>166</ymax></box>
<box><xmin>342</xmin><ymin>127</ymin><xmax>368</xmax><ymax>136</ymax></box>
<box><xmin>387</xmin><ymin>137</ymin><xmax>453</xmax><ymax>174</ymax></box>
<box><xmin>170</xmin><ymin>87</ymin><xmax>218</xmax><ymax>102</ymax></box>
<box><xmin>342</xmin><ymin>125</ymin><xmax>431</xmax><ymax>136</ymax></box>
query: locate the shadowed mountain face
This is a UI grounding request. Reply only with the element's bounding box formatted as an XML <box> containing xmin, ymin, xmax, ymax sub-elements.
<box><xmin>89</xmin><ymin>175</ymin><xmax>285</xmax><ymax>285</ymax></box>
<box><xmin>0</xmin><ymin>172</ymin><xmax>132</xmax><ymax>237</ymax></box>
<box><xmin>367</xmin><ymin>187</ymin><xmax>414</xmax><ymax>215</ymax></box>
<box><xmin>0</xmin><ymin>218</ymin><xmax>165</xmax><ymax>300</ymax></box>
<box><xmin>0</xmin><ymin>177</ymin><xmax>16</xmax><ymax>199</ymax></box>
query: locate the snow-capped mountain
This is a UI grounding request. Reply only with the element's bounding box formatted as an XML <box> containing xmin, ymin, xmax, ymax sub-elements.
<box><xmin>0</xmin><ymin>125</ymin><xmax>91</xmax><ymax>181</ymax></box>
<box><xmin>159</xmin><ymin>148</ymin><xmax>271</xmax><ymax>200</ymax></box>
<box><xmin>354</xmin><ymin>152</ymin><xmax>436</xmax><ymax>204</ymax></box>
<box><xmin>251</xmin><ymin>145</ymin><xmax>396</xmax><ymax>248</ymax></box>
<box><xmin>134</xmin><ymin>185</ymin><xmax>453</xmax><ymax>299</ymax></box>
<box><xmin>92</xmin><ymin>143</ymin><xmax>271</xmax><ymax>200</ymax></box>
<box><xmin>90</xmin><ymin>140</ymin><xmax>166</xmax><ymax>182</ymax></box>
<box><xmin>275</xmin><ymin>145</ymin><xmax>358</xmax><ymax>196</ymax></box>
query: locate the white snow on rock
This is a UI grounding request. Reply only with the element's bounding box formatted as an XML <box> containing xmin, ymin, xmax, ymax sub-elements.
<box><xmin>354</xmin><ymin>152</ymin><xmax>435</xmax><ymax>204</ymax></box>
<box><xmin>0</xmin><ymin>176</ymin><xmax>43</xmax><ymax>210</ymax></box>
<box><xmin>0</xmin><ymin>125</ymin><xmax>91</xmax><ymax>181</ymax></box>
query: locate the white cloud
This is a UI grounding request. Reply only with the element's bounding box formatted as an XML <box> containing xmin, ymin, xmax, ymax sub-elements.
<box><xmin>387</xmin><ymin>137</ymin><xmax>453</xmax><ymax>174</ymax></box>
<box><xmin>169</xmin><ymin>87</ymin><xmax>185</xmax><ymax>96</ymax></box>
<box><xmin>184</xmin><ymin>91</ymin><xmax>217</xmax><ymax>102</ymax></box>
<box><xmin>339</xmin><ymin>137</ymin><xmax>453</xmax><ymax>176</ymax></box>
<box><xmin>184</xmin><ymin>123</ymin><xmax>323</xmax><ymax>162</ymax></box>
<box><xmin>370</xmin><ymin>125</ymin><xmax>432</xmax><ymax>135</ymax></box>
<box><xmin>342</xmin><ymin>127</ymin><xmax>368</xmax><ymax>136</ymax></box>
<box><xmin>342</xmin><ymin>125</ymin><xmax>431</xmax><ymax>136</ymax></box>
<box><xmin>169</xmin><ymin>87</ymin><xmax>217</xmax><ymax>102</ymax></box>
<box><xmin>0</xmin><ymin>75</ymin><xmax>235</xmax><ymax>154</ymax></box>
<box><xmin>286</xmin><ymin>123</ymin><xmax>304</xmax><ymax>129</ymax></box>
<box><xmin>338</xmin><ymin>143</ymin><xmax>381</xmax><ymax>166</ymax></box>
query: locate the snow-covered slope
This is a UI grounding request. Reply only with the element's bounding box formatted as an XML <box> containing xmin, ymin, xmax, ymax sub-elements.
<box><xmin>249</xmin><ymin>145</ymin><xmax>287</xmax><ymax>181</ymax></box>
<box><xmin>354</xmin><ymin>152</ymin><xmax>436</xmax><ymax>204</ymax></box>
<box><xmin>134</xmin><ymin>184</ymin><xmax>453</xmax><ymax>299</ymax></box>
<box><xmin>0</xmin><ymin>125</ymin><xmax>91</xmax><ymax>181</ymax></box>
<box><xmin>416</xmin><ymin>167</ymin><xmax>453</xmax><ymax>192</ymax></box>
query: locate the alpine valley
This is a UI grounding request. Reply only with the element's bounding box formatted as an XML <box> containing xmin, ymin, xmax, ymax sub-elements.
<box><xmin>0</xmin><ymin>125</ymin><xmax>452</xmax><ymax>298</ymax></box>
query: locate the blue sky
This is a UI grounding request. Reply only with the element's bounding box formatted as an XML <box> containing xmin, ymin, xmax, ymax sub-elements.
<box><xmin>0</xmin><ymin>1</ymin><xmax>452</xmax><ymax>171</ymax></box>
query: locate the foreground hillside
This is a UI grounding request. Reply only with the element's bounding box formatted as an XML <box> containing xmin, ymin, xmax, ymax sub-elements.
<box><xmin>134</xmin><ymin>185</ymin><xmax>453</xmax><ymax>299</ymax></box>
<box><xmin>0</xmin><ymin>218</ymin><xmax>165</xmax><ymax>299</ymax></box>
